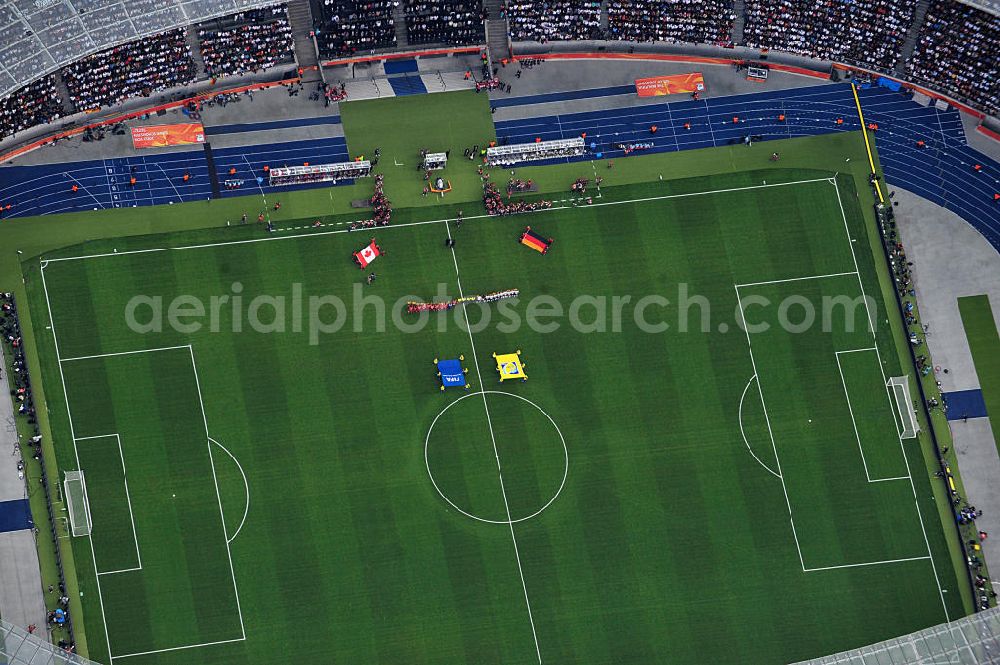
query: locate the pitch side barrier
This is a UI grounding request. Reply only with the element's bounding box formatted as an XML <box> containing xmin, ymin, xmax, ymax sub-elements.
<box><xmin>871</xmin><ymin>200</ymin><xmax>985</xmax><ymax>609</ymax></box>
<box><xmin>0</xmin><ymin>294</ymin><xmax>78</xmax><ymax>647</ymax></box>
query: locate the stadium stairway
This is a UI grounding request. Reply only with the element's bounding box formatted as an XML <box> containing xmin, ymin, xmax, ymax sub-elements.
<box><xmin>895</xmin><ymin>0</ymin><xmax>931</xmax><ymax>78</ymax></box>
<box><xmin>287</xmin><ymin>0</ymin><xmax>320</xmax><ymax>71</ymax></box>
<box><xmin>485</xmin><ymin>15</ymin><xmax>509</xmax><ymax>65</ymax></box>
<box><xmin>344</xmin><ymin>78</ymin><xmax>385</xmax><ymax>99</ymax></box>
<box><xmin>731</xmin><ymin>0</ymin><xmax>746</xmax><ymax>44</ymax></box>
<box><xmin>421</xmin><ymin>70</ymin><xmax>476</xmax><ymax>93</ymax></box>
<box><xmin>52</xmin><ymin>71</ymin><xmax>75</xmax><ymax>115</ymax></box>
<box><xmin>392</xmin><ymin>2</ymin><xmax>410</xmax><ymax>49</ymax></box>
<box><xmin>186</xmin><ymin>27</ymin><xmax>208</xmax><ymax>78</ymax></box>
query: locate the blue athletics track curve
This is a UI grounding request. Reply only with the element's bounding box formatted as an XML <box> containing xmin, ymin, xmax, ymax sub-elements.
<box><xmin>494</xmin><ymin>82</ymin><xmax>1000</xmax><ymax>251</ymax></box>
<box><xmin>0</xmin><ymin>83</ymin><xmax>998</xmax><ymax>252</ymax></box>
<box><xmin>0</xmin><ymin>135</ymin><xmax>349</xmax><ymax>218</ymax></box>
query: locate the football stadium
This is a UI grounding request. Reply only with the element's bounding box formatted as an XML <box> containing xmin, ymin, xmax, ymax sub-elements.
<box><xmin>1</xmin><ymin>1</ymin><xmax>1000</xmax><ymax>664</ymax></box>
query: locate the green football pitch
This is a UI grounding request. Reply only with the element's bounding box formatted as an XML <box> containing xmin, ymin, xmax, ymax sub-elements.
<box><xmin>23</xmin><ymin>162</ymin><xmax>966</xmax><ymax>664</ymax></box>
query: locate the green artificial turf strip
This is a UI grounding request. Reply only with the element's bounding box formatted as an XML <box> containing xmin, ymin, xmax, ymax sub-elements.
<box><xmin>339</xmin><ymin>90</ymin><xmax>496</xmax><ymax>208</ymax></box>
<box><xmin>958</xmin><ymin>295</ymin><xmax>1000</xmax><ymax>456</ymax></box>
<box><xmin>25</xmin><ymin>170</ymin><xmax>965</xmax><ymax>665</ymax></box>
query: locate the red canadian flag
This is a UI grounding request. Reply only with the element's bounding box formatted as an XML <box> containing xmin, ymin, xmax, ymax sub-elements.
<box><xmin>354</xmin><ymin>240</ymin><xmax>380</xmax><ymax>268</ymax></box>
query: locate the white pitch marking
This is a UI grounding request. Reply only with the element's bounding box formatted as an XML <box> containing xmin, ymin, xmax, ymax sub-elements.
<box><xmin>831</xmin><ymin>177</ymin><xmax>949</xmax><ymax>622</ymax></box>
<box><xmin>445</xmin><ymin>220</ymin><xmax>543</xmax><ymax>665</ymax></box>
<box><xmin>737</xmin><ymin>375</ymin><xmax>781</xmax><ymax>479</ymax></box>
<box><xmin>735</xmin><ymin>271</ymin><xmax>858</xmax><ymax>289</ymax></box>
<box><xmin>209</xmin><ymin>437</ymin><xmax>251</xmax><ymax>544</ymax></box>
<box><xmin>75</xmin><ymin>433</ymin><xmax>142</xmax><ymax>570</ymax></box>
<box><xmin>98</xmin><ymin>567</ymin><xmax>142</xmax><ymax>576</ymax></box>
<box><xmin>39</xmin><ymin>263</ymin><xmax>115</xmax><ymax>660</ymax></box>
<box><xmin>189</xmin><ymin>347</ymin><xmax>248</xmax><ymax>640</ymax></box>
<box><xmin>60</xmin><ymin>345</ymin><xmax>192</xmax><ymax>363</ymax></box>
<box><xmin>113</xmin><ymin>637</ymin><xmax>247</xmax><ymax>660</ymax></box>
<box><xmin>733</xmin><ymin>284</ymin><xmax>807</xmax><ymax>572</ymax></box>
<box><xmin>803</xmin><ymin>555</ymin><xmax>931</xmax><ymax>573</ymax></box>
<box><xmin>43</xmin><ymin>177</ymin><xmax>836</xmax><ymax>264</ymax></box>
<box><xmin>835</xmin><ymin>352</ymin><xmax>874</xmax><ymax>483</ymax></box>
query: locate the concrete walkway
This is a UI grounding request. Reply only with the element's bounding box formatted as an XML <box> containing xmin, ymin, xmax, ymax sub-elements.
<box><xmin>0</xmin><ymin>349</ymin><xmax>47</xmax><ymax>631</ymax></box>
<box><xmin>893</xmin><ymin>186</ymin><xmax>1000</xmax><ymax>580</ymax></box>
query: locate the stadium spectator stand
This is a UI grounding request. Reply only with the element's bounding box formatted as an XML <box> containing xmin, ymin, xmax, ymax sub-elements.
<box><xmin>198</xmin><ymin>6</ymin><xmax>295</xmax><ymax>77</ymax></box>
<box><xmin>405</xmin><ymin>0</ymin><xmax>486</xmax><ymax>46</ymax></box>
<box><xmin>0</xmin><ymin>76</ymin><xmax>63</xmax><ymax>141</ymax></box>
<box><xmin>315</xmin><ymin>0</ymin><xmax>397</xmax><ymax>57</ymax></box>
<box><xmin>505</xmin><ymin>0</ymin><xmax>603</xmax><ymax>41</ymax></box>
<box><xmin>61</xmin><ymin>28</ymin><xmax>196</xmax><ymax>112</ymax></box>
<box><xmin>607</xmin><ymin>0</ymin><xmax>734</xmax><ymax>45</ymax></box>
<box><xmin>906</xmin><ymin>0</ymin><xmax>999</xmax><ymax>115</ymax></box>
<box><xmin>742</xmin><ymin>0</ymin><xmax>918</xmax><ymax>73</ymax></box>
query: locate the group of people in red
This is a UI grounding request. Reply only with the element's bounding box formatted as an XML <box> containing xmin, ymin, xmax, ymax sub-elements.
<box><xmin>349</xmin><ymin>175</ymin><xmax>392</xmax><ymax>231</ymax></box>
<box><xmin>483</xmin><ymin>180</ymin><xmax>552</xmax><ymax>216</ymax></box>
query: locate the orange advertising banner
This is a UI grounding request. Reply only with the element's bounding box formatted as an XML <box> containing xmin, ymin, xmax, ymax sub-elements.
<box><xmin>130</xmin><ymin>123</ymin><xmax>205</xmax><ymax>149</ymax></box>
<box><xmin>635</xmin><ymin>73</ymin><xmax>705</xmax><ymax>97</ymax></box>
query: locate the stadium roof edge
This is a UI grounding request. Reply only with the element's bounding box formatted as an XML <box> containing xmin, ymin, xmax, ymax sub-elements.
<box><xmin>957</xmin><ymin>0</ymin><xmax>1000</xmax><ymax>16</ymax></box>
<box><xmin>0</xmin><ymin>0</ymin><xmax>286</xmax><ymax>99</ymax></box>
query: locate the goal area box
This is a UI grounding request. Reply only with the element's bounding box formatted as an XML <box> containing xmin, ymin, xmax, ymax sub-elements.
<box><xmin>64</xmin><ymin>470</ymin><xmax>92</xmax><ymax>537</ymax></box>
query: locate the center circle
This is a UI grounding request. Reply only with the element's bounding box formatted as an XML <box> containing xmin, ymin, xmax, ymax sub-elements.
<box><xmin>424</xmin><ymin>391</ymin><xmax>568</xmax><ymax>524</ymax></box>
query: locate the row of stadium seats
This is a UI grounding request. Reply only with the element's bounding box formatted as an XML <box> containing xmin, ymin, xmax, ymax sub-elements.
<box><xmin>742</xmin><ymin>0</ymin><xmax>916</xmax><ymax>74</ymax></box>
<box><xmin>0</xmin><ymin>7</ymin><xmax>300</xmax><ymax>140</ymax></box>
<box><xmin>0</xmin><ymin>76</ymin><xmax>63</xmax><ymax>142</ymax></box>
<box><xmin>60</xmin><ymin>28</ymin><xmax>197</xmax><ymax>113</ymax></box>
<box><xmin>606</xmin><ymin>0</ymin><xmax>734</xmax><ymax>46</ymax></box>
<box><xmin>0</xmin><ymin>0</ymin><xmax>997</xmax><ymax>140</ymax></box>
<box><xmin>504</xmin><ymin>0</ymin><xmax>602</xmax><ymax>42</ymax></box>
<box><xmin>503</xmin><ymin>0</ymin><xmax>999</xmax><ymax>114</ymax></box>
<box><xmin>404</xmin><ymin>0</ymin><xmax>487</xmax><ymax>47</ymax></box>
<box><xmin>313</xmin><ymin>0</ymin><xmax>398</xmax><ymax>57</ymax></box>
<box><xmin>197</xmin><ymin>6</ymin><xmax>295</xmax><ymax>78</ymax></box>
<box><xmin>905</xmin><ymin>0</ymin><xmax>999</xmax><ymax>117</ymax></box>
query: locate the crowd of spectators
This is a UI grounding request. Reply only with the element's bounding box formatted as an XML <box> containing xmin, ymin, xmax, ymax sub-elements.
<box><xmin>906</xmin><ymin>0</ymin><xmax>999</xmax><ymax>115</ymax></box>
<box><xmin>405</xmin><ymin>0</ymin><xmax>485</xmax><ymax>45</ymax></box>
<box><xmin>198</xmin><ymin>6</ymin><xmax>294</xmax><ymax>78</ymax></box>
<box><xmin>0</xmin><ymin>76</ymin><xmax>63</xmax><ymax>141</ymax></box>
<box><xmin>742</xmin><ymin>0</ymin><xmax>917</xmax><ymax>72</ymax></box>
<box><xmin>62</xmin><ymin>28</ymin><xmax>196</xmax><ymax>111</ymax></box>
<box><xmin>315</xmin><ymin>0</ymin><xmax>397</xmax><ymax>57</ymax></box>
<box><xmin>607</xmin><ymin>0</ymin><xmax>733</xmax><ymax>44</ymax></box>
<box><xmin>505</xmin><ymin>0</ymin><xmax>602</xmax><ymax>41</ymax></box>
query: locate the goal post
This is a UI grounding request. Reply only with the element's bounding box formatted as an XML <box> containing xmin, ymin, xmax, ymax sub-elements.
<box><xmin>887</xmin><ymin>376</ymin><xmax>919</xmax><ymax>439</ymax></box>
<box><xmin>64</xmin><ymin>470</ymin><xmax>92</xmax><ymax>537</ymax></box>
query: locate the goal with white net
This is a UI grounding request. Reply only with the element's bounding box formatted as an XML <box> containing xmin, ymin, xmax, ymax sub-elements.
<box><xmin>64</xmin><ymin>470</ymin><xmax>92</xmax><ymax>537</ymax></box>
<box><xmin>887</xmin><ymin>376</ymin><xmax>919</xmax><ymax>439</ymax></box>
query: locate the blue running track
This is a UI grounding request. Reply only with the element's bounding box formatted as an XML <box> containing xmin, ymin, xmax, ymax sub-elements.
<box><xmin>0</xmin><ymin>136</ymin><xmax>350</xmax><ymax>217</ymax></box>
<box><xmin>1</xmin><ymin>82</ymin><xmax>998</xmax><ymax>253</ymax></box>
<box><xmin>494</xmin><ymin>82</ymin><xmax>1000</xmax><ymax>251</ymax></box>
